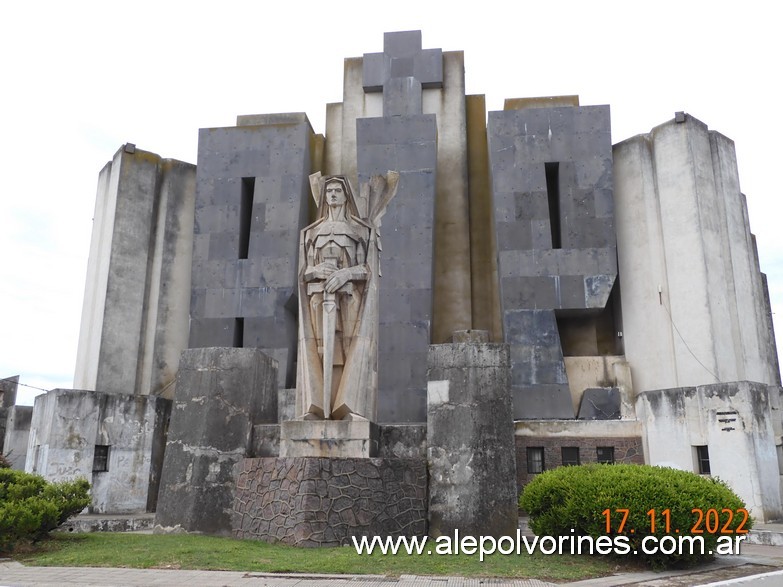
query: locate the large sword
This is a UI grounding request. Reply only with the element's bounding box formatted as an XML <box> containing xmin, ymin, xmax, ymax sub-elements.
<box><xmin>321</xmin><ymin>287</ymin><xmax>336</xmax><ymax>420</ymax></box>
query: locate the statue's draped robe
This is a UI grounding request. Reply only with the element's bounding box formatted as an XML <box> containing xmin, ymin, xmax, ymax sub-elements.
<box><xmin>296</xmin><ymin>213</ymin><xmax>380</xmax><ymax>420</ymax></box>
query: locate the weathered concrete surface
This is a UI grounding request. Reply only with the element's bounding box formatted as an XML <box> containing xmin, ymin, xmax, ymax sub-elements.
<box><xmin>378</xmin><ymin>424</ymin><xmax>427</xmax><ymax>459</ymax></box>
<box><xmin>2</xmin><ymin>405</ymin><xmax>32</xmax><ymax>469</ymax></box>
<box><xmin>74</xmin><ymin>146</ymin><xmax>196</xmax><ymax>399</ymax></box>
<box><xmin>251</xmin><ymin>424</ymin><xmax>280</xmax><ymax>458</ymax></box>
<box><xmin>248</xmin><ymin>423</ymin><xmax>426</xmax><ymax>460</ymax></box>
<box><xmin>427</xmin><ymin>343</ymin><xmax>517</xmax><ymax>538</ymax></box>
<box><xmin>25</xmin><ymin>389</ymin><xmax>170</xmax><ymax>513</ymax></box>
<box><xmin>637</xmin><ymin>381</ymin><xmax>782</xmax><ymax>522</ymax></box>
<box><xmin>0</xmin><ymin>375</ymin><xmax>18</xmax><ymax>456</ymax></box>
<box><xmin>233</xmin><ymin>457</ymin><xmax>427</xmax><ymax>546</ymax></box>
<box><xmin>564</xmin><ymin>356</ymin><xmax>635</xmax><ymax>418</ymax></box>
<box><xmin>1</xmin><ymin>375</ymin><xmax>17</xmax><ymax>407</ymax></box>
<box><xmin>57</xmin><ymin>513</ymin><xmax>155</xmax><ymax>533</ymax></box>
<box><xmin>278</xmin><ymin>388</ymin><xmax>296</xmax><ymax>423</ymax></box>
<box><xmin>155</xmin><ymin>348</ymin><xmax>277</xmax><ymax>535</ymax></box>
<box><xmin>466</xmin><ymin>95</ymin><xmax>503</xmax><ymax>342</ymax></box>
<box><xmin>614</xmin><ymin>115</ymin><xmax>780</xmax><ymax>392</ymax></box>
<box><xmin>280</xmin><ymin>420</ymin><xmax>379</xmax><ymax>458</ymax></box>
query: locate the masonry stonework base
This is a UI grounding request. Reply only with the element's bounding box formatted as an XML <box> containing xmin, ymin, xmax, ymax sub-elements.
<box><xmin>232</xmin><ymin>457</ymin><xmax>427</xmax><ymax>546</ymax></box>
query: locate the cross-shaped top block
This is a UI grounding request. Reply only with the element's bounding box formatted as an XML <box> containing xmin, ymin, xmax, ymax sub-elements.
<box><xmin>362</xmin><ymin>31</ymin><xmax>443</xmax><ymax>116</ymax></box>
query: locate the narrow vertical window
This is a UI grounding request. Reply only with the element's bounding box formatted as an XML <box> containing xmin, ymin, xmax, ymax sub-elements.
<box><xmin>695</xmin><ymin>445</ymin><xmax>711</xmax><ymax>475</ymax></box>
<box><xmin>527</xmin><ymin>447</ymin><xmax>545</xmax><ymax>474</ymax></box>
<box><xmin>93</xmin><ymin>445</ymin><xmax>110</xmax><ymax>473</ymax></box>
<box><xmin>545</xmin><ymin>162</ymin><xmax>561</xmax><ymax>249</ymax></box>
<box><xmin>239</xmin><ymin>177</ymin><xmax>255</xmax><ymax>259</ymax></box>
<box><xmin>234</xmin><ymin>317</ymin><xmax>244</xmax><ymax>348</ymax></box>
<box><xmin>561</xmin><ymin>446</ymin><xmax>580</xmax><ymax>466</ymax></box>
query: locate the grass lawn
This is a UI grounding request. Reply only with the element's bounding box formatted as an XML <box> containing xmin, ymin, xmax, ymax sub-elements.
<box><xmin>15</xmin><ymin>533</ymin><xmax>618</xmax><ymax>581</ymax></box>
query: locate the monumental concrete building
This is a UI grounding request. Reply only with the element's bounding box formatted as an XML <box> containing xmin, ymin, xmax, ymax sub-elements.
<box><xmin>7</xmin><ymin>31</ymin><xmax>781</xmax><ymax>535</ymax></box>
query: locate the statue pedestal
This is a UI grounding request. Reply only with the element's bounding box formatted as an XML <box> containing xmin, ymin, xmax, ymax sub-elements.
<box><xmin>280</xmin><ymin>420</ymin><xmax>379</xmax><ymax>458</ymax></box>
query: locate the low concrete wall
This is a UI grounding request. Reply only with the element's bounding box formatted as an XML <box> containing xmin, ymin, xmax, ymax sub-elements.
<box><xmin>637</xmin><ymin>381</ymin><xmax>783</xmax><ymax>522</ymax></box>
<box><xmin>155</xmin><ymin>348</ymin><xmax>278</xmax><ymax>535</ymax></box>
<box><xmin>25</xmin><ymin>389</ymin><xmax>169</xmax><ymax>514</ymax></box>
<box><xmin>232</xmin><ymin>457</ymin><xmax>427</xmax><ymax>546</ymax></box>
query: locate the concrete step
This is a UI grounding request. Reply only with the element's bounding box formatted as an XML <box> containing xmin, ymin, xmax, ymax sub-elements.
<box><xmin>57</xmin><ymin>513</ymin><xmax>155</xmax><ymax>533</ymax></box>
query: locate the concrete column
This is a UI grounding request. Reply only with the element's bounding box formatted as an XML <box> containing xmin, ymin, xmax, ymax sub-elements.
<box><xmin>427</xmin><ymin>343</ymin><xmax>517</xmax><ymax>538</ymax></box>
<box><xmin>466</xmin><ymin>95</ymin><xmax>502</xmax><ymax>341</ymax></box>
<box><xmin>74</xmin><ymin>146</ymin><xmax>196</xmax><ymax>397</ymax></box>
<box><xmin>426</xmin><ymin>50</ymin><xmax>472</xmax><ymax>344</ymax></box>
<box><xmin>614</xmin><ymin>115</ymin><xmax>780</xmax><ymax>392</ymax></box>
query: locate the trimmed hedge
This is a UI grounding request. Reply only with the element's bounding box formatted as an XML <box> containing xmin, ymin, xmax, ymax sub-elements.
<box><xmin>519</xmin><ymin>464</ymin><xmax>751</xmax><ymax>568</ymax></box>
<box><xmin>0</xmin><ymin>469</ymin><xmax>91</xmax><ymax>553</ymax></box>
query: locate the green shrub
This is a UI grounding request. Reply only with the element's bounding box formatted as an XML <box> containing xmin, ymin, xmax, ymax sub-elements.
<box><xmin>0</xmin><ymin>469</ymin><xmax>91</xmax><ymax>553</ymax></box>
<box><xmin>519</xmin><ymin>464</ymin><xmax>751</xmax><ymax>569</ymax></box>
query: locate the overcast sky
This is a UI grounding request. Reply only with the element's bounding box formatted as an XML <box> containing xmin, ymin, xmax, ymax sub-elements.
<box><xmin>1</xmin><ymin>1</ymin><xmax>780</xmax><ymax>404</ymax></box>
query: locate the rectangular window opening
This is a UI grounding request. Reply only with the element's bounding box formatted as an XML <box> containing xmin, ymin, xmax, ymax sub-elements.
<box><xmin>545</xmin><ymin>162</ymin><xmax>562</xmax><ymax>249</ymax></box>
<box><xmin>597</xmin><ymin>446</ymin><xmax>615</xmax><ymax>464</ymax></box>
<box><xmin>527</xmin><ymin>447</ymin><xmax>545</xmax><ymax>474</ymax></box>
<box><xmin>93</xmin><ymin>445</ymin><xmax>110</xmax><ymax>473</ymax></box>
<box><xmin>234</xmin><ymin>317</ymin><xmax>244</xmax><ymax>348</ymax></box>
<box><xmin>561</xmin><ymin>446</ymin><xmax>580</xmax><ymax>466</ymax></box>
<box><xmin>239</xmin><ymin>177</ymin><xmax>255</xmax><ymax>259</ymax></box>
<box><xmin>695</xmin><ymin>445</ymin><xmax>711</xmax><ymax>475</ymax></box>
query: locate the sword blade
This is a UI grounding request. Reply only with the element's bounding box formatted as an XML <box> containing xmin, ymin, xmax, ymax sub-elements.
<box><xmin>321</xmin><ymin>292</ymin><xmax>337</xmax><ymax>419</ymax></box>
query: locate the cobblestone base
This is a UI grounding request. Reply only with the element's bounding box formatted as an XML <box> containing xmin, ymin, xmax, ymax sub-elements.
<box><xmin>232</xmin><ymin>457</ymin><xmax>427</xmax><ymax>546</ymax></box>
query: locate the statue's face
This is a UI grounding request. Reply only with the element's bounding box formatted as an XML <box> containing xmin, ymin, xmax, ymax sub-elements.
<box><xmin>325</xmin><ymin>182</ymin><xmax>347</xmax><ymax>207</ymax></box>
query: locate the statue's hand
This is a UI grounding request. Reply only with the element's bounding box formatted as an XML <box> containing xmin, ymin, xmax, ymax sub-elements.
<box><xmin>324</xmin><ymin>268</ymin><xmax>352</xmax><ymax>293</ymax></box>
<box><xmin>310</xmin><ymin>261</ymin><xmax>337</xmax><ymax>280</ymax></box>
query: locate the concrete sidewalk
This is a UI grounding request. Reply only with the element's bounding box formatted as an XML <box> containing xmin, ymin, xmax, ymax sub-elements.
<box><xmin>2</xmin><ymin>542</ymin><xmax>783</xmax><ymax>587</ymax></box>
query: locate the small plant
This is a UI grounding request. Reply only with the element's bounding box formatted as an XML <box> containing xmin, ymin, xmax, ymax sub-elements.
<box><xmin>0</xmin><ymin>469</ymin><xmax>90</xmax><ymax>553</ymax></box>
<box><xmin>519</xmin><ymin>464</ymin><xmax>751</xmax><ymax>569</ymax></box>
<box><xmin>0</xmin><ymin>453</ymin><xmax>11</xmax><ymax>469</ymax></box>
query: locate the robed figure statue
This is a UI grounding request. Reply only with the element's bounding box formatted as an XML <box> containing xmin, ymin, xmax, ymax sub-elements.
<box><xmin>296</xmin><ymin>172</ymin><xmax>399</xmax><ymax>421</ymax></box>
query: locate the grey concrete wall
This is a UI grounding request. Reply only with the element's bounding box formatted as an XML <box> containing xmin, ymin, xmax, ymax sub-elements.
<box><xmin>637</xmin><ymin>381</ymin><xmax>782</xmax><ymax>522</ymax></box>
<box><xmin>487</xmin><ymin>105</ymin><xmax>616</xmax><ymax>419</ymax></box>
<box><xmin>2</xmin><ymin>405</ymin><xmax>32</xmax><ymax>469</ymax></box>
<box><xmin>614</xmin><ymin>115</ymin><xmax>780</xmax><ymax>392</ymax></box>
<box><xmin>24</xmin><ymin>388</ymin><xmax>169</xmax><ymax>513</ymax></box>
<box><xmin>188</xmin><ymin>115</ymin><xmax>313</xmax><ymax>389</ymax></box>
<box><xmin>155</xmin><ymin>347</ymin><xmax>278</xmax><ymax>535</ymax></box>
<box><xmin>74</xmin><ymin>146</ymin><xmax>196</xmax><ymax>398</ymax></box>
<box><xmin>427</xmin><ymin>343</ymin><xmax>517</xmax><ymax>538</ymax></box>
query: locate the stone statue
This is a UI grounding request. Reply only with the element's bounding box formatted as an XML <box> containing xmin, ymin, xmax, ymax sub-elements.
<box><xmin>296</xmin><ymin>172</ymin><xmax>399</xmax><ymax>421</ymax></box>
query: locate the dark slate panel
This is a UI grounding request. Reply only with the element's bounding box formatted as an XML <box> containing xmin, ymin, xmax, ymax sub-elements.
<box><xmin>189</xmin><ymin>120</ymin><xmax>312</xmax><ymax>388</ymax></box>
<box><xmin>577</xmin><ymin>387</ymin><xmax>621</xmax><ymax>420</ymax></box>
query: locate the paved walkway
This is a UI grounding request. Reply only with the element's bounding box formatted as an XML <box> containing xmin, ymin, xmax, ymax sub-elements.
<box><xmin>3</xmin><ymin>538</ymin><xmax>783</xmax><ymax>586</ymax></box>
